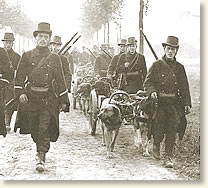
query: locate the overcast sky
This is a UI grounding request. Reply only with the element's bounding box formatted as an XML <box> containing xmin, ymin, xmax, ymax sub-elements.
<box><xmin>6</xmin><ymin>0</ymin><xmax>199</xmax><ymax>53</ymax></box>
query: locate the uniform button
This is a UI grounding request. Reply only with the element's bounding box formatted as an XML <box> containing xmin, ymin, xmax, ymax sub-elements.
<box><xmin>161</xmin><ymin>74</ymin><xmax>164</xmax><ymax>77</ymax></box>
<box><xmin>162</xmin><ymin>90</ymin><xmax>165</xmax><ymax>93</ymax></box>
<box><xmin>173</xmin><ymin>74</ymin><xmax>175</xmax><ymax>76</ymax></box>
<box><xmin>32</xmin><ymin>63</ymin><xmax>35</xmax><ymax>65</ymax></box>
<box><xmin>162</xmin><ymin>82</ymin><xmax>164</xmax><ymax>85</ymax></box>
<box><xmin>140</xmin><ymin>70</ymin><xmax>142</xmax><ymax>72</ymax></box>
<box><xmin>175</xmin><ymin>82</ymin><xmax>177</xmax><ymax>84</ymax></box>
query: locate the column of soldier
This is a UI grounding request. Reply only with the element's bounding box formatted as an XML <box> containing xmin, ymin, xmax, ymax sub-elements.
<box><xmin>0</xmin><ymin>22</ymin><xmax>191</xmax><ymax>172</ymax></box>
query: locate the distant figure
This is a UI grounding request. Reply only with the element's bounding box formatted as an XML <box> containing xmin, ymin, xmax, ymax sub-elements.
<box><xmin>116</xmin><ymin>37</ymin><xmax>147</xmax><ymax>93</ymax></box>
<box><xmin>94</xmin><ymin>44</ymin><xmax>111</xmax><ymax>78</ymax></box>
<box><xmin>50</xmin><ymin>35</ymin><xmax>72</xmax><ymax>91</ymax></box>
<box><xmin>78</xmin><ymin>46</ymin><xmax>89</xmax><ymax>65</ymax></box>
<box><xmin>0</xmin><ymin>47</ymin><xmax>13</xmax><ymax>137</ymax></box>
<box><xmin>2</xmin><ymin>33</ymin><xmax>21</xmax><ymax>132</ymax></box>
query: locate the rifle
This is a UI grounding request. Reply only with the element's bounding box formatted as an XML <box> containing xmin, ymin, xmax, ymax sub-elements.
<box><xmin>140</xmin><ymin>28</ymin><xmax>158</xmax><ymax>60</ymax></box>
<box><xmin>100</xmin><ymin>47</ymin><xmax>113</xmax><ymax>59</ymax></box>
<box><xmin>58</xmin><ymin>32</ymin><xmax>78</xmax><ymax>54</ymax></box>
<box><xmin>62</xmin><ymin>35</ymin><xmax>81</xmax><ymax>55</ymax></box>
<box><xmin>86</xmin><ymin>47</ymin><xmax>97</xmax><ymax>59</ymax></box>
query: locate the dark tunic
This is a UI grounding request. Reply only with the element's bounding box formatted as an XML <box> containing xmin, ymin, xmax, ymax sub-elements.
<box><xmin>14</xmin><ymin>47</ymin><xmax>68</xmax><ymax>142</ymax></box>
<box><xmin>143</xmin><ymin>56</ymin><xmax>192</xmax><ymax>142</ymax></box>
<box><xmin>0</xmin><ymin>48</ymin><xmax>14</xmax><ymax>137</ymax></box>
<box><xmin>94</xmin><ymin>54</ymin><xmax>111</xmax><ymax>77</ymax></box>
<box><xmin>117</xmin><ymin>51</ymin><xmax>147</xmax><ymax>93</ymax></box>
<box><xmin>107</xmin><ymin>52</ymin><xmax>122</xmax><ymax>77</ymax></box>
<box><xmin>4</xmin><ymin>49</ymin><xmax>21</xmax><ymax>109</ymax></box>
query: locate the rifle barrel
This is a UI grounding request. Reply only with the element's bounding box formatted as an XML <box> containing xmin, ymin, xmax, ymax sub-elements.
<box><xmin>100</xmin><ymin>47</ymin><xmax>112</xmax><ymax>59</ymax></box>
<box><xmin>58</xmin><ymin>32</ymin><xmax>78</xmax><ymax>54</ymax></box>
<box><xmin>140</xmin><ymin>29</ymin><xmax>158</xmax><ymax>60</ymax></box>
<box><xmin>62</xmin><ymin>35</ymin><xmax>81</xmax><ymax>55</ymax></box>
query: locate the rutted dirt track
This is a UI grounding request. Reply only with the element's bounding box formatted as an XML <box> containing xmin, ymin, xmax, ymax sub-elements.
<box><xmin>0</xmin><ymin>101</ymin><xmax>189</xmax><ymax>180</ymax></box>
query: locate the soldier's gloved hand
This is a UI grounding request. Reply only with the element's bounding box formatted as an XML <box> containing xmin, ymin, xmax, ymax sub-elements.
<box><xmin>151</xmin><ymin>92</ymin><xmax>158</xmax><ymax>99</ymax></box>
<box><xmin>184</xmin><ymin>106</ymin><xmax>191</xmax><ymax>115</ymax></box>
<box><xmin>19</xmin><ymin>94</ymin><xmax>28</xmax><ymax>104</ymax></box>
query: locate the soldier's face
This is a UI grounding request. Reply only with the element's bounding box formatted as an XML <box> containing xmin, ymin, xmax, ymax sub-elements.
<box><xmin>36</xmin><ymin>33</ymin><xmax>50</xmax><ymax>47</ymax></box>
<box><xmin>128</xmin><ymin>44</ymin><xmax>136</xmax><ymax>54</ymax></box>
<box><xmin>164</xmin><ymin>45</ymin><xmax>177</xmax><ymax>60</ymax></box>
<box><xmin>119</xmin><ymin>45</ymin><xmax>127</xmax><ymax>53</ymax></box>
<box><xmin>3</xmin><ymin>41</ymin><xmax>13</xmax><ymax>51</ymax></box>
<box><xmin>50</xmin><ymin>43</ymin><xmax>61</xmax><ymax>53</ymax></box>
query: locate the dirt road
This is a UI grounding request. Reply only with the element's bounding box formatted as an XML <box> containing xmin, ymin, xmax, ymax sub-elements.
<box><xmin>0</xmin><ymin>106</ymin><xmax>189</xmax><ymax>180</ymax></box>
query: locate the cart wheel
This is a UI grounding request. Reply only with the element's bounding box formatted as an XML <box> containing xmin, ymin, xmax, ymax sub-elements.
<box><xmin>89</xmin><ymin>89</ymin><xmax>98</xmax><ymax>135</ymax></box>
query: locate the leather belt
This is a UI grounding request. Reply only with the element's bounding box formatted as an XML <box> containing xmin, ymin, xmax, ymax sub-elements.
<box><xmin>30</xmin><ymin>86</ymin><xmax>49</xmax><ymax>92</ymax></box>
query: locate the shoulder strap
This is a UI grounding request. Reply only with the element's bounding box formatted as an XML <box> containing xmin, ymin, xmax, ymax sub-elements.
<box><xmin>127</xmin><ymin>53</ymin><xmax>139</xmax><ymax>73</ymax></box>
<box><xmin>29</xmin><ymin>52</ymin><xmax>52</xmax><ymax>78</ymax></box>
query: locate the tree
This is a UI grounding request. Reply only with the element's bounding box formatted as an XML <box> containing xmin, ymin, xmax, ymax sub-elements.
<box><xmin>0</xmin><ymin>0</ymin><xmax>37</xmax><ymax>39</ymax></box>
<box><xmin>80</xmin><ymin>0</ymin><xmax>124</xmax><ymax>44</ymax></box>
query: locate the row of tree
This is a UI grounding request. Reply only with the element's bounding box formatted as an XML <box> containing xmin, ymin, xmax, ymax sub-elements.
<box><xmin>0</xmin><ymin>0</ymin><xmax>37</xmax><ymax>39</ymax></box>
<box><xmin>80</xmin><ymin>0</ymin><xmax>124</xmax><ymax>44</ymax></box>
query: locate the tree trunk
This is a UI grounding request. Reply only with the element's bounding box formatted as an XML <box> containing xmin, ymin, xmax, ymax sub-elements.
<box><xmin>104</xmin><ymin>23</ymin><xmax>106</xmax><ymax>43</ymax></box>
<box><xmin>107</xmin><ymin>21</ymin><xmax>110</xmax><ymax>43</ymax></box>
<box><xmin>139</xmin><ymin>0</ymin><xmax>144</xmax><ymax>54</ymax></box>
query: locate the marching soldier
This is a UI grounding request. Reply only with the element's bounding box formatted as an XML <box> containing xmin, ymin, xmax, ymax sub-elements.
<box><xmin>50</xmin><ymin>35</ymin><xmax>72</xmax><ymax>91</ymax></box>
<box><xmin>2</xmin><ymin>32</ymin><xmax>21</xmax><ymax>132</ymax></box>
<box><xmin>0</xmin><ymin>47</ymin><xmax>13</xmax><ymax>137</ymax></box>
<box><xmin>79</xmin><ymin>46</ymin><xmax>89</xmax><ymax>65</ymax></box>
<box><xmin>116</xmin><ymin>37</ymin><xmax>147</xmax><ymax>93</ymax></box>
<box><xmin>14</xmin><ymin>22</ymin><xmax>69</xmax><ymax>172</ymax></box>
<box><xmin>94</xmin><ymin>44</ymin><xmax>112</xmax><ymax>78</ymax></box>
<box><xmin>107</xmin><ymin>39</ymin><xmax>127</xmax><ymax>87</ymax></box>
<box><xmin>143</xmin><ymin>36</ymin><xmax>192</xmax><ymax>168</ymax></box>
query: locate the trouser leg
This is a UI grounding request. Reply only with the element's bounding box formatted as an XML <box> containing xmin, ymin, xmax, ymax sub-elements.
<box><xmin>36</xmin><ymin>107</ymin><xmax>51</xmax><ymax>153</ymax></box>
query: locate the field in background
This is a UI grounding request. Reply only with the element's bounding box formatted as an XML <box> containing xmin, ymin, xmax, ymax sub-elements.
<box><xmin>173</xmin><ymin>58</ymin><xmax>200</xmax><ymax>179</ymax></box>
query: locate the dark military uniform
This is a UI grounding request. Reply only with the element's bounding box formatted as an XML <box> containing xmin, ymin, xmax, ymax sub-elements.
<box><xmin>4</xmin><ymin>49</ymin><xmax>21</xmax><ymax>128</ymax></box>
<box><xmin>14</xmin><ymin>47</ymin><xmax>68</xmax><ymax>152</ymax></box>
<box><xmin>79</xmin><ymin>50</ymin><xmax>89</xmax><ymax>65</ymax></box>
<box><xmin>0</xmin><ymin>47</ymin><xmax>13</xmax><ymax>137</ymax></box>
<box><xmin>59</xmin><ymin>54</ymin><xmax>72</xmax><ymax>90</ymax></box>
<box><xmin>116</xmin><ymin>51</ymin><xmax>147</xmax><ymax>93</ymax></box>
<box><xmin>94</xmin><ymin>54</ymin><xmax>111</xmax><ymax>77</ymax></box>
<box><xmin>107</xmin><ymin>52</ymin><xmax>122</xmax><ymax>77</ymax></box>
<box><xmin>143</xmin><ymin>56</ymin><xmax>191</xmax><ymax>156</ymax></box>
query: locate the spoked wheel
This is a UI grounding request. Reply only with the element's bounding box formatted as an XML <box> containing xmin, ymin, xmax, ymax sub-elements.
<box><xmin>89</xmin><ymin>89</ymin><xmax>98</xmax><ymax>135</ymax></box>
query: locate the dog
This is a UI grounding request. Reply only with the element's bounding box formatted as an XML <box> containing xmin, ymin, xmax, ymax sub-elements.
<box><xmin>76</xmin><ymin>82</ymin><xmax>92</xmax><ymax>115</ymax></box>
<box><xmin>97</xmin><ymin>98</ymin><xmax>122</xmax><ymax>158</ymax></box>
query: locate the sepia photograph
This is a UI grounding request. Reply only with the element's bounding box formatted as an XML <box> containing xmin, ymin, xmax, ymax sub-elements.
<box><xmin>0</xmin><ymin>0</ymin><xmax>200</xmax><ymax>181</ymax></box>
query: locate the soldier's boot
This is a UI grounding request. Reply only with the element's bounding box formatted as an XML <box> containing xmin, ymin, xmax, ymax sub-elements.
<box><xmin>36</xmin><ymin>151</ymin><xmax>46</xmax><ymax>172</ymax></box>
<box><xmin>164</xmin><ymin>146</ymin><xmax>174</xmax><ymax>168</ymax></box>
<box><xmin>5</xmin><ymin>112</ymin><xmax>12</xmax><ymax>132</ymax></box>
<box><xmin>153</xmin><ymin>143</ymin><xmax>160</xmax><ymax>160</ymax></box>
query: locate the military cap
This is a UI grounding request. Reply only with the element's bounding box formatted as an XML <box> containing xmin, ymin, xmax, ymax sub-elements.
<box><xmin>162</xmin><ymin>36</ymin><xmax>179</xmax><ymax>48</ymax></box>
<box><xmin>50</xmin><ymin>36</ymin><xmax>62</xmax><ymax>45</ymax></box>
<box><xmin>33</xmin><ymin>22</ymin><xmax>52</xmax><ymax>37</ymax></box>
<box><xmin>2</xmin><ymin>32</ymin><xmax>15</xmax><ymax>41</ymax></box>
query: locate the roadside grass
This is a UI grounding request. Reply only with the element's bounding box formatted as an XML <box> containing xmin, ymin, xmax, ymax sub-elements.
<box><xmin>174</xmin><ymin>59</ymin><xmax>200</xmax><ymax>180</ymax></box>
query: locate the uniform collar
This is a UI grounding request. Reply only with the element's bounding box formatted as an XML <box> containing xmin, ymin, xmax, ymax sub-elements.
<box><xmin>31</xmin><ymin>46</ymin><xmax>50</xmax><ymax>57</ymax></box>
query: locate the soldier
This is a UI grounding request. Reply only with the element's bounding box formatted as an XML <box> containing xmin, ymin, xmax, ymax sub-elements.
<box><xmin>50</xmin><ymin>35</ymin><xmax>72</xmax><ymax>91</ymax></box>
<box><xmin>143</xmin><ymin>36</ymin><xmax>191</xmax><ymax>168</ymax></box>
<box><xmin>116</xmin><ymin>37</ymin><xmax>147</xmax><ymax>93</ymax></box>
<box><xmin>78</xmin><ymin>46</ymin><xmax>89</xmax><ymax>65</ymax></box>
<box><xmin>2</xmin><ymin>32</ymin><xmax>21</xmax><ymax>132</ymax></box>
<box><xmin>94</xmin><ymin>44</ymin><xmax>112</xmax><ymax>78</ymax></box>
<box><xmin>0</xmin><ymin>47</ymin><xmax>13</xmax><ymax>137</ymax></box>
<box><xmin>14</xmin><ymin>22</ymin><xmax>69</xmax><ymax>172</ymax></box>
<box><xmin>107</xmin><ymin>39</ymin><xmax>127</xmax><ymax>87</ymax></box>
